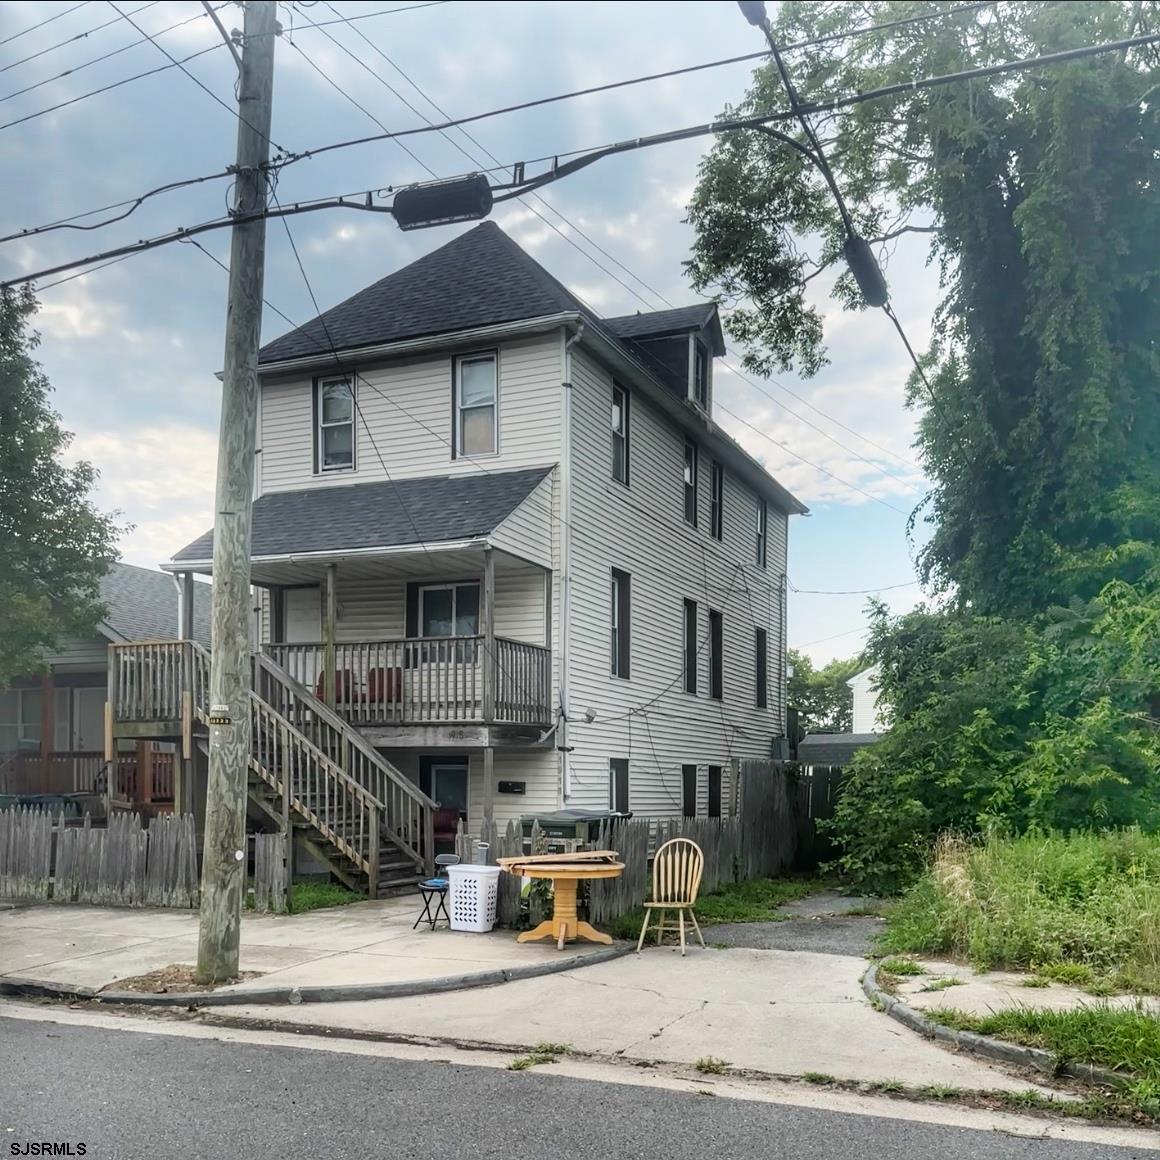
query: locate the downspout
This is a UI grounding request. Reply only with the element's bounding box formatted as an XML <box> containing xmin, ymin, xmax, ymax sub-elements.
<box><xmin>559</xmin><ymin>322</ymin><xmax>585</xmax><ymax>802</ymax></box>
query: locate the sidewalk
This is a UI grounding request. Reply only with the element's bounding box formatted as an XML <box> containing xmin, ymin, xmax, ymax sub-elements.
<box><xmin>202</xmin><ymin>943</ymin><xmax>1060</xmax><ymax>1093</ymax></box>
<box><xmin>0</xmin><ymin>900</ymin><xmax>611</xmax><ymax>997</ymax></box>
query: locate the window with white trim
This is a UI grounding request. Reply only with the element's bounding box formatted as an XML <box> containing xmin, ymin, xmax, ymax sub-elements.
<box><xmin>454</xmin><ymin>352</ymin><xmax>498</xmax><ymax>456</ymax></box>
<box><xmin>693</xmin><ymin>340</ymin><xmax>709</xmax><ymax>410</ymax></box>
<box><xmin>611</xmin><ymin>382</ymin><xmax>629</xmax><ymax>484</ymax></box>
<box><xmin>609</xmin><ymin>758</ymin><xmax>629</xmax><ymax>813</ymax></box>
<box><xmin>756</xmin><ymin>499</ymin><xmax>768</xmax><ymax>568</ymax></box>
<box><xmin>315</xmin><ymin>377</ymin><xmax>355</xmax><ymax>472</ymax></box>
<box><xmin>610</xmin><ymin>568</ymin><xmax>631</xmax><ymax>679</ymax></box>
<box><xmin>419</xmin><ymin>582</ymin><xmax>480</xmax><ymax>637</ymax></box>
<box><xmin>710</xmin><ymin>460</ymin><xmax>724</xmax><ymax>541</ymax></box>
<box><xmin>684</xmin><ymin>440</ymin><xmax>698</xmax><ymax>526</ymax></box>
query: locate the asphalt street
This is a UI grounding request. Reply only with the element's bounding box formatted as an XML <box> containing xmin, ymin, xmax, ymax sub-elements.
<box><xmin>0</xmin><ymin>1019</ymin><xmax>1152</xmax><ymax>1159</ymax></box>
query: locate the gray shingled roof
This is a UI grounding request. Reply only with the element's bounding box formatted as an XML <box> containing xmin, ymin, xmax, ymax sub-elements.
<box><xmin>100</xmin><ymin>563</ymin><xmax>211</xmax><ymax>645</ymax></box>
<box><xmin>258</xmin><ymin>223</ymin><xmax>587</xmax><ymax>365</ymax></box>
<box><xmin>603</xmin><ymin>305</ymin><xmax>725</xmax><ymax>355</ymax></box>
<box><xmin>173</xmin><ymin>466</ymin><xmax>552</xmax><ymax>562</ymax></box>
<box><xmin>797</xmin><ymin>733</ymin><xmax>880</xmax><ymax>767</ymax></box>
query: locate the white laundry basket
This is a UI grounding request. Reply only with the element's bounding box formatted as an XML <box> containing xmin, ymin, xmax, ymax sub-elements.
<box><xmin>446</xmin><ymin>863</ymin><xmax>502</xmax><ymax>932</ymax></box>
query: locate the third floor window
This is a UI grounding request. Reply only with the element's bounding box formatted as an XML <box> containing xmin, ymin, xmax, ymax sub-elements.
<box><xmin>710</xmin><ymin>461</ymin><xmax>724</xmax><ymax>541</ymax></box>
<box><xmin>454</xmin><ymin>352</ymin><xmax>498</xmax><ymax>457</ymax></box>
<box><xmin>684</xmin><ymin>439</ymin><xmax>698</xmax><ymax>526</ymax></box>
<box><xmin>611</xmin><ymin>383</ymin><xmax>629</xmax><ymax>485</ymax></box>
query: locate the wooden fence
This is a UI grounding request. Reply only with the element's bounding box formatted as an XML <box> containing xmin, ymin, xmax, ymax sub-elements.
<box><xmin>450</xmin><ymin>760</ymin><xmax>834</xmax><ymax>930</ymax></box>
<box><xmin>251</xmin><ymin>831</ymin><xmax>288</xmax><ymax>914</ymax></box>
<box><xmin>0</xmin><ymin>809</ymin><xmax>199</xmax><ymax>908</ymax></box>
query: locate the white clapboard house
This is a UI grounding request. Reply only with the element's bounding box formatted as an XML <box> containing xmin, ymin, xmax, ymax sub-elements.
<box><xmin>111</xmin><ymin>223</ymin><xmax>805</xmax><ymax>894</ymax></box>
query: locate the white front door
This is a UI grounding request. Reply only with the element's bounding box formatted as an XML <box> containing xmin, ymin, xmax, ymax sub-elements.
<box><xmin>282</xmin><ymin>587</ymin><xmax>322</xmax><ymax>689</ymax></box>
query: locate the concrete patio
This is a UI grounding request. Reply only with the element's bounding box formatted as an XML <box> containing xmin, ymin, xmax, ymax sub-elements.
<box><xmin>0</xmin><ymin>899</ymin><xmax>611</xmax><ymax>996</ymax></box>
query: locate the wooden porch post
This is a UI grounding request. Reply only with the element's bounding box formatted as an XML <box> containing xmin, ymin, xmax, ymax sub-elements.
<box><xmin>137</xmin><ymin>740</ymin><xmax>152</xmax><ymax>807</ymax></box>
<box><xmin>178</xmin><ymin>571</ymin><xmax>195</xmax><ymax>640</ymax></box>
<box><xmin>543</xmin><ymin>565</ymin><xmax>553</xmax><ymax>721</ymax></box>
<box><xmin>323</xmin><ymin>563</ymin><xmax>338</xmax><ymax>708</ymax></box>
<box><xmin>482</xmin><ymin>548</ymin><xmax>496</xmax><ymax>723</ymax></box>
<box><xmin>483</xmin><ymin>746</ymin><xmax>495</xmax><ymax>824</ymax></box>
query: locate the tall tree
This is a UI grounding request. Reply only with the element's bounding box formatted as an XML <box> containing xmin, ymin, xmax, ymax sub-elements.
<box><xmin>787</xmin><ymin>647</ymin><xmax>863</xmax><ymax>734</ymax></box>
<box><xmin>0</xmin><ymin>287</ymin><xmax>121</xmax><ymax>685</ymax></box>
<box><xmin>687</xmin><ymin>1</ymin><xmax>1160</xmax><ymax>617</ymax></box>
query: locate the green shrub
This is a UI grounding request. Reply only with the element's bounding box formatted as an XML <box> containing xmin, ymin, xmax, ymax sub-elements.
<box><xmin>288</xmin><ymin>879</ymin><xmax>364</xmax><ymax>914</ymax></box>
<box><xmin>880</xmin><ymin>831</ymin><xmax>1160</xmax><ymax>992</ymax></box>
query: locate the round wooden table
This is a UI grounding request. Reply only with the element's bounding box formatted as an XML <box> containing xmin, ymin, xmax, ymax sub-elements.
<box><xmin>499</xmin><ymin>857</ymin><xmax>625</xmax><ymax>950</ymax></box>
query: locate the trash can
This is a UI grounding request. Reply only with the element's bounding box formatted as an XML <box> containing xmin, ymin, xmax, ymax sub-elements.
<box><xmin>446</xmin><ymin>863</ymin><xmax>502</xmax><ymax>932</ymax></box>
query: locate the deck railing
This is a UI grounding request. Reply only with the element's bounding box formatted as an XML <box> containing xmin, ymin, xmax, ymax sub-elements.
<box><xmin>261</xmin><ymin>635</ymin><xmax>551</xmax><ymax>727</ymax></box>
<box><xmin>0</xmin><ymin>751</ymin><xmax>106</xmax><ymax>796</ymax></box>
<box><xmin>110</xmin><ymin>640</ymin><xmax>188</xmax><ymax>723</ymax></box>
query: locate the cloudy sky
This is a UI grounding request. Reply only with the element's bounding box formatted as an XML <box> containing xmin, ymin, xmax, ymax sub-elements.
<box><xmin>1</xmin><ymin>0</ymin><xmax>938</xmax><ymax>664</ymax></box>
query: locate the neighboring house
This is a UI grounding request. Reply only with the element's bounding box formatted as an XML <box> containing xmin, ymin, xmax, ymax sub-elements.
<box><xmin>848</xmin><ymin>665</ymin><xmax>888</xmax><ymax>734</ymax></box>
<box><xmin>796</xmin><ymin>732</ymin><xmax>880</xmax><ymax>770</ymax></box>
<box><xmin>1</xmin><ymin>563</ymin><xmax>210</xmax><ymax>807</ymax></box>
<box><xmin>117</xmin><ymin>222</ymin><xmax>805</xmax><ymax>893</ymax></box>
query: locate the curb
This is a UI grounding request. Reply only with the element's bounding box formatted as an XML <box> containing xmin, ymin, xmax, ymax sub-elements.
<box><xmin>861</xmin><ymin>963</ymin><xmax>1131</xmax><ymax>1091</ymax></box>
<box><xmin>0</xmin><ymin>941</ymin><xmax>633</xmax><ymax>1009</ymax></box>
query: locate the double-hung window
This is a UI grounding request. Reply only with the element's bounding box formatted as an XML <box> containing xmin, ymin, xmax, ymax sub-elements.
<box><xmin>756</xmin><ymin>499</ymin><xmax>768</xmax><ymax>568</ymax></box>
<box><xmin>707</xmin><ymin>765</ymin><xmax>722</xmax><ymax>818</ymax></box>
<box><xmin>708</xmin><ymin>609</ymin><xmax>723</xmax><ymax>701</ymax></box>
<box><xmin>610</xmin><ymin>568</ymin><xmax>631</xmax><ymax>678</ymax></box>
<box><xmin>454</xmin><ymin>352</ymin><xmax>498</xmax><ymax>456</ymax></box>
<box><xmin>684</xmin><ymin>440</ymin><xmax>698</xmax><ymax>526</ymax></box>
<box><xmin>611</xmin><ymin>383</ymin><xmax>629</xmax><ymax>485</ymax></box>
<box><xmin>693</xmin><ymin>341</ymin><xmax>709</xmax><ymax>410</ymax></box>
<box><xmin>315</xmin><ymin>377</ymin><xmax>355</xmax><ymax>472</ymax></box>
<box><xmin>419</xmin><ymin>582</ymin><xmax>480</xmax><ymax>638</ymax></box>
<box><xmin>755</xmin><ymin>627</ymin><xmax>769</xmax><ymax>709</ymax></box>
<box><xmin>683</xmin><ymin>598</ymin><xmax>698</xmax><ymax>695</ymax></box>
<box><xmin>0</xmin><ymin>689</ymin><xmax>42</xmax><ymax>753</ymax></box>
<box><xmin>710</xmin><ymin>461</ymin><xmax>724</xmax><ymax>541</ymax></box>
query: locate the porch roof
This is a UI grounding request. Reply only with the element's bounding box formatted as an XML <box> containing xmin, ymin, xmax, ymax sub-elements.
<box><xmin>170</xmin><ymin>465</ymin><xmax>551</xmax><ymax>569</ymax></box>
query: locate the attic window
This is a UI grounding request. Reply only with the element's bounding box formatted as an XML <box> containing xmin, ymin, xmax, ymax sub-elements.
<box><xmin>693</xmin><ymin>340</ymin><xmax>709</xmax><ymax>409</ymax></box>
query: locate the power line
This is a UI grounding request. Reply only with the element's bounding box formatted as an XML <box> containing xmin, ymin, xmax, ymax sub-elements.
<box><xmin>108</xmin><ymin>1</ymin><xmax>289</xmax><ymax>156</ymax></box>
<box><xmin>0</xmin><ymin>3</ymin><xmax>226</xmax><ymax>105</ymax></box>
<box><xmin>281</xmin><ymin>0</ymin><xmax>450</xmax><ymax>30</ymax></box>
<box><xmin>795</xmin><ymin>625</ymin><xmax>870</xmax><ymax>649</ymax></box>
<box><xmin>0</xmin><ymin>1</ymin><xmax>159</xmax><ymax>74</ymax></box>
<box><xmin>790</xmin><ymin>580</ymin><xmax>919</xmax><ymax>596</ymax></box>
<box><xmin>0</xmin><ymin>1</ymin><xmax>91</xmax><ymax>49</ymax></box>
<box><xmin>0</xmin><ymin>40</ymin><xmax>223</xmax><ymax>133</ymax></box>
<box><xmin>716</xmin><ymin>399</ymin><xmax>910</xmax><ymax>515</ymax></box>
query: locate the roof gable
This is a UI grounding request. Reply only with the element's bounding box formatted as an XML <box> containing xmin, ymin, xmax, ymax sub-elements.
<box><xmin>258</xmin><ymin>222</ymin><xmax>587</xmax><ymax>365</ymax></box>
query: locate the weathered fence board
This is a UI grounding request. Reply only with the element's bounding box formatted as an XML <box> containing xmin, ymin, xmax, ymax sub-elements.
<box><xmin>1</xmin><ymin>811</ymin><xmax>199</xmax><ymax>908</ymax></box>
<box><xmin>251</xmin><ymin>831</ymin><xmax>288</xmax><ymax>913</ymax></box>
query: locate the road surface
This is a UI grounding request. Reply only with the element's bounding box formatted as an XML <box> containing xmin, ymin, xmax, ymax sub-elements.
<box><xmin>0</xmin><ymin>1017</ymin><xmax>1151</xmax><ymax>1159</ymax></box>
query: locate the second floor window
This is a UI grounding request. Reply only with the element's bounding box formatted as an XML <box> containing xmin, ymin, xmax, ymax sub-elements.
<box><xmin>682</xmin><ymin>764</ymin><xmax>697</xmax><ymax>818</ymax></box>
<box><xmin>684</xmin><ymin>440</ymin><xmax>698</xmax><ymax>526</ymax></box>
<box><xmin>755</xmin><ymin>627</ymin><xmax>768</xmax><ymax>709</ymax></box>
<box><xmin>454</xmin><ymin>352</ymin><xmax>498</xmax><ymax>457</ymax></box>
<box><xmin>316</xmin><ymin>377</ymin><xmax>355</xmax><ymax>472</ymax></box>
<box><xmin>683</xmin><ymin>598</ymin><xmax>698</xmax><ymax>694</ymax></box>
<box><xmin>756</xmin><ymin>499</ymin><xmax>768</xmax><ymax>568</ymax></box>
<box><xmin>610</xmin><ymin>568</ymin><xmax>631</xmax><ymax>678</ymax></box>
<box><xmin>420</xmin><ymin>582</ymin><xmax>480</xmax><ymax>637</ymax></box>
<box><xmin>710</xmin><ymin>461</ymin><xmax>724</xmax><ymax>541</ymax></box>
<box><xmin>611</xmin><ymin>383</ymin><xmax>629</xmax><ymax>484</ymax></box>
<box><xmin>693</xmin><ymin>340</ymin><xmax>709</xmax><ymax>409</ymax></box>
<box><xmin>707</xmin><ymin>764</ymin><xmax>722</xmax><ymax>818</ymax></box>
<box><xmin>709</xmin><ymin>608</ymin><xmax>723</xmax><ymax>700</ymax></box>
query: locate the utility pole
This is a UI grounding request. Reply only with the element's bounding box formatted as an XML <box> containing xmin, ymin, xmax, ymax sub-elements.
<box><xmin>196</xmin><ymin>0</ymin><xmax>277</xmax><ymax>984</ymax></box>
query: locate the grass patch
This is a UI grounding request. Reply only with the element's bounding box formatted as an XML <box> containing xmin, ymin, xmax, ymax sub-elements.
<box><xmin>508</xmin><ymin>1051</ymin><xmax>562</xmax><ymax>1071</ymax></box>
<box><xmin>1020</xmin><ymin>977</ymin><xmax>1052</xmax><ymax>988</ymax></box>
<box><xmin>865</xmin><ymin>1079</ymin><xmax>905</xmax><ymax>1093</ymax></box>
<box><xmin>879</xmin><ymin>956</ymin><xmax>925</xmax><ymax>977</ymax></box>
<box><xmin>802</xmin><ymin>1071</ymin><xmax>834</xmax><ymax>1084</ymax></box>
<box><xmin>926</xmin><ymin>1003</ymin><xmax>1160</xmax><ymax>1118</ymax></box>
<box><xmin>918</xmin><ymin>1084</ymin><xmax>960</xmax><ymax>1099</ymax></box>
<box><xmin>694</xmin><ymin>1056</ymin><xmax>730</xmax><ymax>1075</ymax></box>
<box><xmin>287</xmin><ymin>879</ymin><xmax>365</xmax><ymax>914</ymax></box>
<box><xmin>919</xmin><ymin>976</ymin><xmax>964</xmax><ymax>993</ymax></box>
<box><xmin>1036</xmin><ymin>962</ymin><xmax>1095</xmax><ymax>987</ymax></box>
<box><xmin>880</xmin><ymin>831</ymin><xmax>1160</xmax><ymax>994</ymax></box>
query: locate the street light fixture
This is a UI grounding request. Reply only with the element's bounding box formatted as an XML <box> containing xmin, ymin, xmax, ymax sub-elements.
<box><xmin>392</xmin><ymin>173</ymin><xmax>494</xmax><ymax>231</ymax></box>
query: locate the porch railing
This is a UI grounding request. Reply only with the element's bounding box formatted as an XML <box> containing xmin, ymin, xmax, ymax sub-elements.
<box><xmin>261</xmin><ymin>635</ymin><xmax>551</xmax><ymax>726</ymax></box>
<box><xmin>110</xmin><ymin>640</ymin><xmax>188</xmax><ymax>723</ymax></box>
<box><xmin>0</xmin><ymin>751</ymin><xmax>106</xmax><ymax>796</ymax></box>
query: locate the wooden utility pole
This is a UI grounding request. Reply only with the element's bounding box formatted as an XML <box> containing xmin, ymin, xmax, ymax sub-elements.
<box><xmin>196</xmin><ymin>0</ymin><xmax>277</xmax><ymax>984</ymax></box>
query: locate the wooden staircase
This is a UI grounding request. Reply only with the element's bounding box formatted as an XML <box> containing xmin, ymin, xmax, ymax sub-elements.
<box><xmin>110</xmin><ymin>641</ymin><xmax>436</xmax><ymax>897</ymax></box>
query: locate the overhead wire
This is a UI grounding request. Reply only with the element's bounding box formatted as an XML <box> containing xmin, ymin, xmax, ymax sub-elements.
<box><xmin>0</xmin><ymin>1</ymin><xmax>91</xmax><ymax>49</ymax></box>
<box><xmin>1</xmin><ymin>1</ymin><xmax>160</xmax><ymax>74</ymax></box>
<box><xmin>0</xmin><ymin>3</ymin><xmax>228</xmax><ymax>105</ymax></box>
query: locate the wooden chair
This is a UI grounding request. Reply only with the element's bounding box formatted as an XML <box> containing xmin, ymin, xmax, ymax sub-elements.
<box><xmin>636</xmin><ymin>837</ymin><xmax>706</xmax><ymax>955</ymax></box>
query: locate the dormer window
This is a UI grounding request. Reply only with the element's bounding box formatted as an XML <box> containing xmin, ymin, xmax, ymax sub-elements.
<box><xmin>693</xmin><ymin>340</ymin><xmax>710</xmax><ymax>410</ymax></box>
